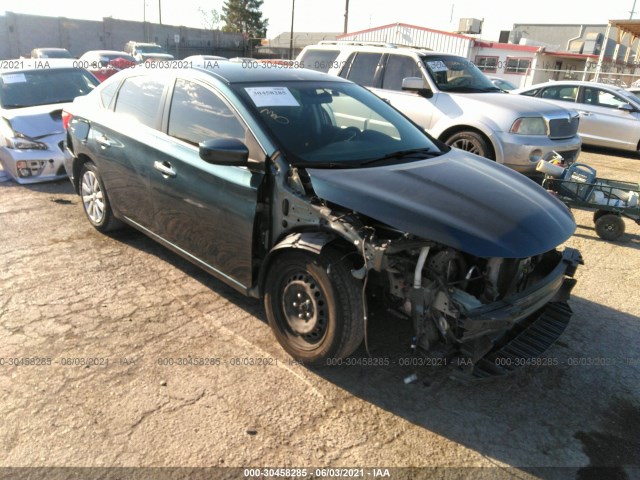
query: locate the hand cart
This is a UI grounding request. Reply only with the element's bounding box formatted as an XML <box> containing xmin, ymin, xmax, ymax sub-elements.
<box><xmin>542</xmin><ymin>163</ymin><xmax>640</xmax><ymax>241</ymax></box>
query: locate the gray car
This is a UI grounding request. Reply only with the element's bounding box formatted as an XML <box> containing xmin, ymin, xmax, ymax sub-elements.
<box><xmin>63</xmin><ymin>63</ymin><xmax>582</xmax><ymax>375</ymax></box>
<box><xmin>515</xmin><ymin>80</ymin><xmax>640</xmax><ymax>153</ymax></box>
<box><xmin>0</xmin><ymin>60</ymin><xmax>99</xmax><ymax>183</ymax></box>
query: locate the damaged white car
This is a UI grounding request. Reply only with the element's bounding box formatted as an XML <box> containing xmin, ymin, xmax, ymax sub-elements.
<box><xmin>0</xmin><ymin>60</ymin><xmax>99</xmax><ymax>183</ymax></box>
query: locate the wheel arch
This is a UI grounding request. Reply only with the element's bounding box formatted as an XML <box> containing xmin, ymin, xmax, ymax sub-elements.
<box><xmin>439</xmin><ymin>125</ymin><xmax>498</xmax><ymax>160</ymax></box>
<box><xmin>254</xmin><ymin>231</ymin><xmax>361</xmax><ymax>299</ymax></box>
<box><xmin>71</xmin><ymin>153</ymin><xmax>95</xmax><ymax>194</ymax></box>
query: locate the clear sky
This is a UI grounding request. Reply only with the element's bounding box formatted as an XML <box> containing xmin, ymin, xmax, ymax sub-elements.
<box><xmin>1</xmin><ymin>0</ymin><xmax>638</xmax><ymax>41</ymax></box>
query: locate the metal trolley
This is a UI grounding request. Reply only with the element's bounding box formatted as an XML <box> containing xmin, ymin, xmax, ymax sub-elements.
<box><xmin>542</xmin><ymin>163</ymin><xmax>640</xmax><ymax>241</ymax></box>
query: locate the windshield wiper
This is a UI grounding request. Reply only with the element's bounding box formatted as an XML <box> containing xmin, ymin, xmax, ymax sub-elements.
<box><xmin>359</xmin><ymin>148</ymin><xmax>441</xmax><ymax>166</ymax></box>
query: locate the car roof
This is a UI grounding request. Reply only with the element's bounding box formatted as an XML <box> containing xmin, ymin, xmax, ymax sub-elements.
<box><xmin>302</xmin><ymin>42</ymin><xmax>451</xmax><ymax>56</ymax></box>
<box><xmin>81</xmin><ymin>50</ymin><xmax>130</xmax><ymax>56</ymax></box>
<box><xmin>113</xmin><ymin>62</ymin><xmax>348</xmax><ymax>84</ymax></box>
<box><xmin>32</xmin><ymin>47</ymin><xmax>70</xmax><ymax>52</ymax></box>
<box><xmin>519</xmin><ymin>80</ymin><xmax>625</xmax><ymax>91</ymax></box>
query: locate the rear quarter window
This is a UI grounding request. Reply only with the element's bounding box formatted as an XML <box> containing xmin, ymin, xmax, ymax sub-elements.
<box><xmin>114</xmin><ymin>76</ymin><xmax>165</xmax><ymax>128</ymax></box>
<box><xmin>299</xmin><ymin>49</ymin><xmax>340</xmax><ymax>73</ymax></box>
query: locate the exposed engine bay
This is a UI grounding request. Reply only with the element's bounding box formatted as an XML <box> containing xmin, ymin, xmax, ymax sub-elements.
<box><xmin>263</xmin><ymin>158</ymin><xmax>582</xmax><ymax>376</ymax></box>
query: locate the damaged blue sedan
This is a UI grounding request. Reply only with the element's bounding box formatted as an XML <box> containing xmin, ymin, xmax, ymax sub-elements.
<box><xmin>63</xmin><ymin>64</ymin><xmax>582</xmax><ymax>377</ymax></box>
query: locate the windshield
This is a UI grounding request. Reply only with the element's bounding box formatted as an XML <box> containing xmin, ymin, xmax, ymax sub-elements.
<box><xmin>422</xmin><ymin>55</ymin><xmax>501</xmax><ymax>93</ymax></box>
<box><xmin>137</xmin><ymin>45</ymin><xmax>167</xmax><ymax>54</ymax></box>
<box><xmin>0</xmin><ymin>69</ymin><xmax>99</xmax><ymax>109</ymax></box>
<box><xmin>234</xmin><ymin>81</ymin><xmax>442</xmax><ymax>167</ymax></box>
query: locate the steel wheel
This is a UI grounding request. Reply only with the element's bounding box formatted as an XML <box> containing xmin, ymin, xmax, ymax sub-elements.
<box><xmin>264</xmin><ymin>249</ymin><xmax>364</xmax><ymax>366</ymax></box>
<box><xmin>445</xmin><ymin>131</ymin><xmax>493</xmax><ymax>159</ymax></box>
<box><xmin>79</xmin><ymin>162</ymin><xmax>122</xmax><ymax>232</ymax></box>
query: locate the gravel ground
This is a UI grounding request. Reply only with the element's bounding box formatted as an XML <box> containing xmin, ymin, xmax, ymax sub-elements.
<box><xmin>0</xmin><ymin>147</ymin><xmax>639</xmax><ymax>480</ymax></box>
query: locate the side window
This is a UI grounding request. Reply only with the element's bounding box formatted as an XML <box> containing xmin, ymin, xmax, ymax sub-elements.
<box><xmin>100</xmin><ymin>79</ymin><xmax>119</xmax><ymax>108</ymax></box>
<box><xmin>114</xmin><ymin>76</ymin><xmax>165</xmax><ymax>128</ymax></box>
<box><xmin>520</xmin><ymin>88</ymin><xmax>540</xmax><ymax>97</ymax></box>
<box><xmin>540</xmin><ymin>85</ymin><xmax>578</xmax><ymax>102</ymax></box>
<box><xmin>382</xmin><ymin>55</ymin><xmax>422</xmax><ymax>91</ymax></box>
<box><xmin>168</xmin><ymin>79</ymin><xmax>245</xmax><ymax>146</ymax></box>
<box><xmin>344</xmin><ymin>52</ymin><xmax>382</xmax><ymax>87</ymax></box>
<box><xmin>583</xmin><ymin>87</ymin><xmax>626</xmax><ymax>108</ymax></box>
<box><xmin>299</xmin><ymin>49</ymin><xmax>340</xmax><ymax>73</ymax></box>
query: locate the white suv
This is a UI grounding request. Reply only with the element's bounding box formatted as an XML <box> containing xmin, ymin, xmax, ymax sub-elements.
<box><xmin>297</xmin><ymin>42</ymin><xmax>582</xmax><ymax>173</ymax></box>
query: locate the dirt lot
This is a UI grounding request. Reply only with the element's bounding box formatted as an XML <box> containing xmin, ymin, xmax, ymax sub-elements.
<box><xmin>0</xmin><ymin>147</ymin><xmax>639</xmax><ymax>480</ymax></box>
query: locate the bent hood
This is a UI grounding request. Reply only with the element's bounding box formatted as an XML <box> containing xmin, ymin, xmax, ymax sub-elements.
<box><xmin>3</xmin><ymin>104</ymin><xmax>68</xmax><ymax>138</ymax></box>
<box><xmin>307</xmin><ymin>151</ymin><xmax>576</xmax><ymax>258</ymax></box>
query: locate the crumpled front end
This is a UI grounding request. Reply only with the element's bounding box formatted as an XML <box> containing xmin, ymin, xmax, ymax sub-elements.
<box><xmin>370</xmin><ymin>238</ymin><xmax>582</xmax><ymax>377</ymax></box>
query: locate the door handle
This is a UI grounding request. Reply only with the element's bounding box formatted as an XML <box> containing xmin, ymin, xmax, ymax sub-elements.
<box><xmin>95</xmin><ymin>134</ymin><xmax>113</xmax><ymax>147</ymax></box>
<box><xmin>578</xmin><ymin>110</ymin><xmax>593</xmax><ymax>116</ymax></box>
<box><xmin>153</xmin><ymin>161</ymin><xmax>176</xmax><ymax>177</ymax></box>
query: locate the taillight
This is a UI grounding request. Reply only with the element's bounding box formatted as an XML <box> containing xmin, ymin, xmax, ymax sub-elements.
<box><xmin>62</xmin><ymin>110</ymin><xmax>73</xmax><ymax>130</ymax></box>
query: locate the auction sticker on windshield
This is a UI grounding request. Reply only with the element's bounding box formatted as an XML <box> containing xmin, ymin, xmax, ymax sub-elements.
<box><xmin>426</xmin><ymin>61</ymin><xmax>448</xmax><ymax>72</ymax></box>
<box><xmin>245</xmin><ymin>87</ymin><xmax>300</xmax><ymax>107</ymax></box>
<box><xmin>1</xmin><ymin>73</ymin><xmax>27</xmax><ymax>84</ymax></box>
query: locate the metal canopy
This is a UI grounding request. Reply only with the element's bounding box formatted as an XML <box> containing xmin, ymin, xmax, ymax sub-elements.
<box><xmin>594</xmin><ymin>19</ymin><xmax>640</xmax><ymax>81</ymax></box>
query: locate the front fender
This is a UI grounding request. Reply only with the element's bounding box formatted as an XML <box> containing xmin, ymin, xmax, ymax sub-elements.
<box><xmin>251</xmin><ymin>231</ymin><xmax>337</xmax><ymax>298</ymax></box>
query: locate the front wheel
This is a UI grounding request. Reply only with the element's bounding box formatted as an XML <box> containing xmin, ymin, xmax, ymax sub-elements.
<box><xmin>445</xmin><ymin>131</ymin><xmax>493</xmax><ymax>159</ymax></box>
<box><xmin>264</xmin><ymin>249</ymin><xmax>364</xmax><ymax>367</ymax></box>
<box><xmin>595</xmin><ymin>214</ymin><xmax>625</xmax><ymax>241</ymax></box>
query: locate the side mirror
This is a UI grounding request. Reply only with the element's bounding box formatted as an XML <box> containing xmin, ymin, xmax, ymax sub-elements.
<box><xmin>401</xmin><ymin>77</ymin><xmax>433</xmax><ymax>98</ymax></box>
<box><xmin>199</xmin><ymin>138</ymin><xmax>249</xmax><ymax>166</ymax></box>
<box><xmin>618</xmin><ymin>103</ymin><xmax>636</xmax><ymax>113</ymax></box>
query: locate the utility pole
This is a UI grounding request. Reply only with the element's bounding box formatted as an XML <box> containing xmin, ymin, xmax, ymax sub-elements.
<box><xmin>289</xmin><ymin>0</ymin><xmax>295</xmax><ymax>59</ymax></box>
<box><xmin>631</xmin><ymin>0</ymin><xmax>637</xmax><ymax>19</ymax></box>
<box><xmin>159</xmin><ymin>0</ymin><xmax>162</xmax><ymax>24</ymax></box>
<box><xmin>344</xmin><ymin>0</ymin><xmax>349</xmax><ymax>34</ymax></box>
<box><xmin>143</xmin><ymin>0</ymin><xmax>147</xmax><ymax>41</ymax></box>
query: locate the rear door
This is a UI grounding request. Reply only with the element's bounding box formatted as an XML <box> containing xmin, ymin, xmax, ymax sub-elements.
<box><xmin>148</xmin><ymin>77</ymin><xmax>264</xmax><ymax>289</ymax></box>
<box><xmin>87</xmin><ymin>74</ymin><xmax>168</xmax><ymax>229</ymax></box>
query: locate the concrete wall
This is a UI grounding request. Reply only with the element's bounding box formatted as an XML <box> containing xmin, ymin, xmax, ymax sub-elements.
<box><xmin>0</xmin><ymin>12</ymin><xmax>244</xmax><ymax>59</ymax></box>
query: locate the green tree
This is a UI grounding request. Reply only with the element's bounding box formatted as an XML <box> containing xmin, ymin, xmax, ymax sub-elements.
<box><xmin>221</xmin><ymin>0</ymin><xmax>268</xmax><ymax>39</ymax></box>
<box><xmin>199</xmin><ymin>6</ymin><xmax>222</xmax><ymax>30</ymax></box>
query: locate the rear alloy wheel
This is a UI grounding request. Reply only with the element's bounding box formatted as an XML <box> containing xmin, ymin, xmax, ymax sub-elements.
<box><xmin>445</xmin><ymin>131</ymin><xmax>492</xmax><ymax>159</ymax></box>
<box><xmin>80</xmin><ymin>162</ymin><xmax>122</xmax><ymax>233</ymax></box>
<box><xmin>264</xmin><ymin>249</ymin><xmax>364</xmax><ymax>367</ymax></box>
<box><xmin>595</xmin><ymin>214</ymin><xmax>625</xmax><ymax>241</ymax></box>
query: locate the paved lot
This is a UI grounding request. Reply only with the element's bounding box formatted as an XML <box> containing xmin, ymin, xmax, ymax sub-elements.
<box><xmin>0</xmin><ymin>148</ymin><xmax>639</xmax><ymax>479</ymax></box>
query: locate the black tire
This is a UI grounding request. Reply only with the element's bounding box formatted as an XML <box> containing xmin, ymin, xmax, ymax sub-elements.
<box><xmin>264</xmin><ymin>249</ymin><xmax>364</xmax><ymax>367</ymax></box>
<box><xmin>79</xmin><ymin>162</ymin><xmax>123</xmax><ymax>233</ymax></box>
<box><xmin>445</xmin><ymin>131</ymin><xmax>493</xmax><ymax>159</ymax></box>
<box><xmin>595</xmin><ymin>214</ymin><xmax>625</xmax><ymax>241</ymax></box>
<box><xmin>593</xmin><ymin>209</ymin><xmax>609</xmax><ymax>224</ymax></box>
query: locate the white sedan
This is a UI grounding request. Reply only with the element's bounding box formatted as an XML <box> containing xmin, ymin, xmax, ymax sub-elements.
<box><xmin>515</xmin><ymin>80</ymin><xmax>640</xmax><ymax>153</ymax></box>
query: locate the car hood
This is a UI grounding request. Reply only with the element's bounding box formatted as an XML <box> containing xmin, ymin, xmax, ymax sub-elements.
<box><xmin>2</xmin><ymin>104</ymin><xmax>67</xmax><ymax>138</ymax></box>
<box><xmin>140</xmin><ymin>53</ymin><xmax>175</xmax><ymax>61</ymax></box>
<box><xmin>307</xmin><ymin>150</ymin><xmax>576</xmax><ymax>258</ymax></box>
<box><xmin>452</xmin><ymin>91</ymin><xmax>576</xmax><ymax>118</ymax></box>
